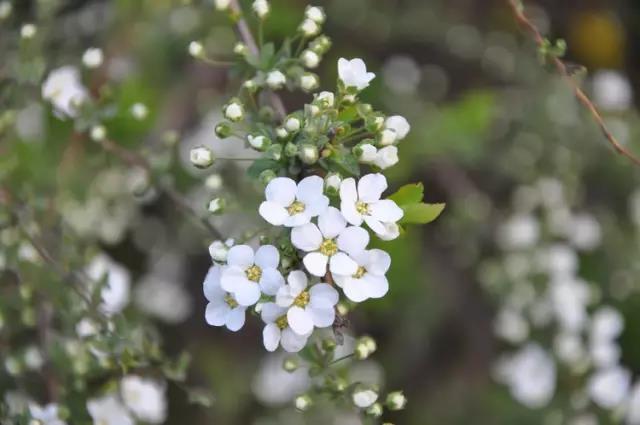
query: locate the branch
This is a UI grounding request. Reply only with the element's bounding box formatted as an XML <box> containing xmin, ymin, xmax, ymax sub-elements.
<box><xmin>229</xmin><ymin>0</ymin><xmax>287</xmax><ymax>120</ymax></box>
<box><xmin>506</xmin><ymin>0</ymin><xmax>640</xmax><ymax>167</ymax></box>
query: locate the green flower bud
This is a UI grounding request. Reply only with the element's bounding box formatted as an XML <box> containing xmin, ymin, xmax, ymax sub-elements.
<box><xmin>259</xmin><ymin>169</ymin><xmax>277</xmax><ymax>185</ymax></box>
<box><xmin>299</xmin><ymin>144</ymin><xmax>319</xmax><ymax>164</ymax></box>
<box><xmin>366</xmin><ymin>402</ymin><xmax>383</xmax><ymax>417</ymax></box>
<box><xmin>283</xmin><ymin>356</ymin><xmax>299</xmax><ymax>372</ymax></box>
<box><xmin>215</xmin><ymin>122</ymin><xmax>232</xmax><ymax>139</ymax></box>
<box><xmin>386</xmin><ymin>391</ymin><xmax>407</xmax><ymax>411</ymax></box>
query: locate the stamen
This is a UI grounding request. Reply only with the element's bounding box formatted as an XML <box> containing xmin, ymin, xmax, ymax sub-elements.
<box><xmin>245</xmin><ymin>265</ymin><xmax>262</xmax><ymax>282</ymax></box>
<box><xmin>319</xmin><ymin>239</ymin><xmax>338</xmax><ymax>256</ymax></box>
<box><xmin>276</xmin><ymin>315</ymin><xmax>288</xmax><ymax>330</ymax></box>
<box><xmin>293</xmin><ymin>291</ymin><xmax>310</xmax><ymax>308</ymax></box>
<box><xmin>356</xmin><ymin>200</ymin><xmax>369</xmax><ymax>215</ymax></box>
<box><xmin>353</xmin><ymin>266</ymin><xmax>366</xmax><ymax>279</ymax></box>
<box><xmin>224</xmin><ymin>294</ymin><xmax>238</xmax><ymax>308</ymax></box>
<box><xmin>287</xmin><ymin>201</ymin><xmax>306</xmax><ymax>215</ymax></box>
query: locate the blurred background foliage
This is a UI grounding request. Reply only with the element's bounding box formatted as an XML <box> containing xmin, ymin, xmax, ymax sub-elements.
<box><xmin>3</xmin><ymin>0</ymin><xmax>640</xmax><ymax>424</ymax></box>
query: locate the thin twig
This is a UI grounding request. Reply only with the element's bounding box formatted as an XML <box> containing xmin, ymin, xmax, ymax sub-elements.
<box><xmin>506</xmin><ymin>0</ymin><xmax>640</xmax><ymax>166</ymax></box>
<box><xmin>229</xmin><ymin>0</ymin><xmax>288</xmax><ymax>120</ymax></box>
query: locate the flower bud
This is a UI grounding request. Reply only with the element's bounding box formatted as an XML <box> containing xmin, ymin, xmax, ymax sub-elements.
<box><xmin>305</xmin><ymin>6</ymin><xmax>326</xmax><ymax>24</ymax></box>
<box><xmin>190</xmin><ymin>146</ymin><xmax>215</xmax><ymax>168</ymax></box>
<box><xmin>374</xmin><ymin>146</ymin><xmax>399</xmax><ymax>170</ymax></box>
<box><xmin>386</xmin><ymin>391</ymin><xmax>407</xmax><ymax>410</ymax></box>
<box><xmin>316</xmin><ymin>91</ymin><xmax>335</xmax><ymax>108</ymax></box>
<box><xmin>385</xmin><ymin>115</ymin><xmax>411</xmax><ymax>140</ymax></box>
<box><xmin>82</xmin><ymin>48</ymin><xmax>104</xmax><ymax>69</ymax></box>
<box><xmin>285</xmin><ymin>117</ymin><xmax>301</xmax><ymax>132</ymax></box>
<box><xmin>248</xmin><ymin>135</ymin><xmax>270</xmax><ymax>151</ymax></box>
<box><xmin>214</xmin><ymin>0</ymin><xmax>231</xmax><ymax>10</ymax></box>
<box><xmin>20</xmin><ymin>24</ymin><xmax>37</xmax><ymax>39</ymax></box>
<box><xmin>208</xmin><ymin>240</ymin><xmax>229</xmax><ymax>262</ymax></box>
<box><xmin>294</xmin><ymin>394</ymin><xmax>312</xmax><ymax>411</ymax></box>
<box><xmin>282</xmin><ymin>356</ymin><xmax>299</xmax><ymax>372</ymax></box>
<box><xmin>300</xmin><ymin>73</ymin><xmax>319</xmax><ymax>92</ymax></box>
<box><xmin>322</xmin><ymin>338</ymin><xmax>337</xmax><ymax>352</ymax></box>
<box><xmin>224</xmin><ymin>101</ymin><xmax>244</xmax><ymax>122</ymax></box>
<box><xmin>215</xmin><ymin>122</ymin><xmax>232</xmax><ymax>139</ymax></box>
<box><xmin>366</xmin><ymin>403</ymin><xmax>383</xmax><ymax>417</ymax></box>
<box><xmin>252</xmin><ymin>0</ymin><xmax>270</xmax><ymax>19</ymax></box>
<box><xmin>325</xmin><ymin>173</ymin><xmax>342</xmax><ymax>193</ymax></box>
<box><xmin>207</xmin><ymin>197</ymin><xmax>226</xmax><ymax>214</ymax></box>
<box><xmin>90</xmin><ymin>125</ymin><xmax>106</xmax><ymax>142</ymax></box>
<box><xmin>299</xmin><ymin>19</ymin><xmax>320</xmax><ymax>37</ymax></box>
<box><xmin>299</xmin><ymin>144</ymin><xmax>318</xmax><ymax>164</ymax></box>
<box><xmin>356</xmin><ymin>143</ymin><xmax>377</xmax><ymax>163</ymax></box>
<box><xmin>284</xmin><ymin>142</ymin><xmax>298</xmax><ymax>157</ymax></box>
<box><xmin>266</xmin><ymin>144</ymin><xmax>282</xmax><ymax>161</ymax></box>
<box><xmin>259</xmin><ymin>169</ymin><xmax>277</xmax><ymax>185</ymax></box>
<box><xmin>188</xmin><ymin>41</ymin><xmax>204</xmax><ymax>58</ymax></box>
<box><xmin>342</xmin><ymin>93</ymin><xmax>357</xmax><ymax>105</ymax></box>
<box><xmin>233</xmin><ymin>42</ymin><xmax>249</xmax><ymax>56</ymax></box>
<box><xmin>309</xmin><ymin>35</ymin><xmax>331</xmax><ymax>54</ymax></box>
<box><xmin>205</xmin><ymin>174</ymin><xmax>223</xmax><ymax>190</ymax></box>
<box><xmin>379</xmin><ymin>128</ymin><xmax>397</xmax><ymax>146</ymax></box>
<box><xmin>306</xmin><ymin>104</ymin><xmax>320</xmax><ymax>117</ymax></box>
<box><xmin>243</xmin><ymin>79</ymin><xmax>258</xmax><ymax>92</ymax></box>
<box><xmin>130</xmin><ymin>103</ymin><xmax>148</xmax><ymax>120</ymax></box>
<box><xmin>275</xmin><ymin>127</ymin><xmax>289</xmax><ymax>140</ymax></box>
<box><xmin>301</xmin><ymin>49</ymin><xmax>320</xmax><ymax>68</ymax></box>
<box><xmin>354</xmin><ymin>336</ymin><xmax>377</xmax><ymax>360</ymax></box>
<box><xmin>352</xmin><ymin>386</ymin><xmax>378</xmax><ymax>408</ymax></box>
<box><xmin>266</xmin><ymin>70</ymin><xmax>286</xmax><ymax>89</ymax></box>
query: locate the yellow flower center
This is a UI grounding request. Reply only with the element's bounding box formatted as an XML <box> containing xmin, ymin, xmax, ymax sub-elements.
<box><xmin>293</xmin><ymin>291</ymin><xmax>310</xmax><ymax>308</ymax></box>
<box><xmin>224</xmin><ymin>294</ymin><xmax>238</xmax><ymax>308</ymax></box>
<box><xmin>353</xmin><ymin>266</ymin><xmax>367</xmax><ymax>279</ymax></box>
<box><xmin>319</xmin><ymin>238</ymin><xmax>338</xmax><ymax>256</ymax></box>
<box><xmin>356</xmin><ymin>200</ymin><xmax>370</xmax><ymax>215</ymax></box>
<box><xmin>287</xmin><ymin>201</ymin><xmax>306</xmax><ymax>215</ymax></box>
<box><xmin>276</xmin><ymin>315</ymin><xmax>288</xmax><ymax>330</ymax></box>
<box><xmin>245</xmin><ymin>265</ymin><xmax>262</xmax><ymax>282</ymax></box>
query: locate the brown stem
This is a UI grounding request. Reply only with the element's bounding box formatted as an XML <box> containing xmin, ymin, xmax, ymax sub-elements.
<box><xmin>506</xmin><ymin>0</ymin><xmax>640</xmax><ymax>166</ymax></box>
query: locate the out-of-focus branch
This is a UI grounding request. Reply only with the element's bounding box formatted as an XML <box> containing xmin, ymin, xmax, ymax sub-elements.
<box><xmin>507</xmin><ymin>0</ymin><xmax>640</xmax><ymax>167</ymax></box>
<box><xmin>229</xmin><ymin>0</ymin><xmax>287</xmax><ymax>120</ymax></box>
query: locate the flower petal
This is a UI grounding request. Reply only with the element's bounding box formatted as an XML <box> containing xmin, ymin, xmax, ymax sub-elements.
<box><xmin>369</xmin><ymin>199</ymin><xmax>404</xmax><ymax>223</ymax></box>
<box><xmin>339</xmin><ymin>178</ymin><xmax>358</xmax><ymax>204</ymax></box>
<box><xmin>260</xmin><ymin>268</ymin><xmax>285</xmax><ymax>296</ymax></box>
<box><xmin>281</xmin><ymin>328</ymin><xmax>309</xmax><ymax>352</ymax></box>
<box><xmin>203</xmin><ymin>265</ymin><xmax>224</xmax><ymax>301</ymax></box>
<box><xmin>341</xmin><ymin>200</ymin><xmax>363</xmax><ymax>226</ymax></box>
<box><xmin>309</xmin><ymin>283</ymin><xmax>339</xmax><ymax>308</ymax></box>
<box><xmin>329</xmin><ymin>252</ymin><xmax>358</xmax><ymax>276</ymax></box>
<box><xmin>255</xmin><ymin>245</ymin><xmax>280</xmax><ymax>269</ymax></box>
<box><xmin>291</xmin><ymin>223</ymin><xmax>323</xmax><ymax>252</ymax></box>
<box><xmin>309</xmin><ymin>307</ymin><xmax>335</xmax><ymax>328</ymax></box>
<box><xmin>226</xmin><ymin>307</ymin><xmax>246</xmax><ymax>332</ymax></box>
<box><xmin>234</xmin><ymin>282</ymin><xmax>261</xmax><ymax>306</ymax></box>
<box><xmin>220</xmin><ymin>266</ymin><xmax>248</xmax><ymax>293</ymax></box>
<box><xmin>205</xmin><ymin>301</ymin><xmax>229</xmax><ymax>326</ymax></box>
<box><xmin>226</xmin><ymin>245</ymin><xmax>255</xmax><ymax>268</ymax></box>
<box><xmin>261</xmin><ymin>302</ymin><xmax>285</xmax><ymax>323</ymax></box>
<box><xmin>337</xmin><ymin>226</ymin><xmax>370</xmax><ymax>256</ymax></box>
<box><xmin>357</xmin><ymin>173</ymin><xmax>387</xmax><ymax>202</ymax></box>
<box><xmin>263</xmin><ymin>323</ymin><xmax>281</xmax><ymax>352</ymax></box>
<box><xmin>265</xmin><ymin>177</ymin><xmax>297</xmax><ymax>206</ymax></box>
<box><xmin>276</xmin><ymin>286</ymin><xmax>295</xmax><ymax>307</ymax></box>
<box><xmin>343</xmin><ymin>278</ymin><xmax>369</xmax><ymax>303</ymax></box>
<box><xmin>304</xmin><ymin>196</ymin><xmax>330</xmax><ymax>218</ymax></box>
<box><xmin>287</xmin><ymin>306</ymin><xmax>314</xmax><ymax>335</ymax></box>
<box><xmin>287</xmin><ymin>270</ymin><xmax>308</xmax><ymax>295</ymax></box>
<box><xmin>296</xmin><ymin>175</ymin><xmax>324</xmax><ymax>204</ymax></box>
<box><xmin>318</xmin><ymin>206</ymin><xmax>347</xmax><ymax>239</ymax></box>
<box><xmin>363</xmin><ymin>216</ymin><xmax>386</xmax><ymax>236</ymax></box>
<box><xmin>259</xmin><ymin>201</ymin><xmax>289</xmax><ymax>226</ymax></box>
<box><xmin>365</xmin><ymin>274</ymin><xmax>389</xmax><ymax>299</ymax></box>
<box><xmin>303</xmin><ymin>252</ymin><xmax>328</xmax><ymax>277</ymax></box>
<box><xmin>365</xmin><ymin>249</ymin><xmax>391</xmax><ymax>275</ymax></box>
<box><xmin>284</xmin><ymin>212</ymin><xmax>312</xmax><ymax>227</ymax></box>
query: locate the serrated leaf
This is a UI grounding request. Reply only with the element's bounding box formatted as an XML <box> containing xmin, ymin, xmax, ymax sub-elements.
<box><xmin>400</xmin><ymin>203</ymin><xmax>445</xmax><ymax>225</ymax></box>
<box><xmin>388</xmin><ymin>183</ymin><xmax>424</xmax><ymax>206</ymax></box>
<box><xmin>327</xmin><ymin>153</ymin><xmax>360</xmax><ymax>177</ymax></box>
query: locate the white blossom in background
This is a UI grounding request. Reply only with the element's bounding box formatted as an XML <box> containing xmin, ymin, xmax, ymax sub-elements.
<box><xmin>549</xmin><ymin>276</ymin><xmax>591</xmax><ymax>333</ymax></box>
<box><xmin>291</xmin><ymin>207</ymin><xmax>369</xmax><ymax>277</ymax></box>
<box><xmin>252</xmin><ymin>354</ymin><xmax>310</xmax><ymax>405</ymax></box>
<box><xmin>334</xmin><ymin>249</ymin><xmax>391</xmax><ymax>303</ymax></box>
<box><xmin>204</xmin><ymin>265</ymin><xmax>246</xmax><ymax>331</ymax></box>
<box><xmin>352</xmin><ymin>387</ymin><xmax>378</xmax><ymax>408</ymax></box>
<box><xmin>86</xmin><ymin>254</ymin><xmax>131</xmax><ymax>315</ymax></box>
<box><xmin>301</xmin><ymin>49</ymin><xmax>320</xmax><ymax>68</ymax></box>
<box><xmin>338</xmin><ymin>58</ymin><xmax>376</xmax><ymax>91</ymax></box>
<box><xmin>494</xmin><ymin>307</ymin><xmax>530</xmax><ymax>344</ymax></box>
<box><xmin>494</xmin><ymin>343</ymin><xmax>556</xmax><ymax>408</ymax></box>
<box><xmin>41</xmin><ymin>66</ymin><xmax>89</xmax><ymax>118</ymax></box>
<box><xmin>592</xmin><ymin>70</ymin><xmax>633</xmax><ymax>111</ymax></box>
<box><xmin>539</xmin><ymin>243</ymin><xmax>578</xmax><ymax>278</ymax></box>
<box><xmin>588</xmin><ymin>306</ymin><xmax>623</xmax><ymax>368</ymax></box>
<box><xmin>214</xmin><ymin>0</ymin><xmax>231</xmax><ymax>11</ymax></box>
<box><xmin>135</xmin><ymin>275</ymin><xmax>192</xmax><ymax>324</ymax></box>
<box><xmin>221</xmin><ymin>245</ymin><xmax>284</xmax><ymax>306</ymax></box>
<box><xmin>305</xmin><ymin>6</ymin><xmax>325</xmax><ymax>24</ymax></box>
<box><xmin>497</xmin><ymin>214</ymin><xmax>539</xmax><ymax>250</ymax></box>
<box><xmin>339</xmin><ymin>174</ymin><xmax>403</xmax><ymax>239</ymax></box>
<box><xmin>87</xmin><ymin>395</ymin><xmax>134</xmax><ymax>425</ymax></box>
<box><xmin>20</xmin><ymin>23</ymin><xmax>37</xmax><ymax>39</ymax></box>
<box><xmin>275</xmin><ymin>270</ymin><xmax>338</xmax><ymax>335</ymax></box>
<box><xmin>28</xmin><ymin>403</ymin><xmax>67</xmax><ymax>425</ymax></box>
<box><xmin>130</xmin><ymin>102</ymin><xmax>148</xmax><ymax>120</ymax></box>
<box><xmin>626</xmin><ymin>383</ymin><xmax>640</xmax><ymax>424</ymax></box>
<box><xmin>259</xmin><ymin>176</ymin><xmax>329</xmax><ymax>227</ymax></box>
<box><xmin>82</xmin><ymin>47</ymin><xmax>104</xmax><ymax>68</ymax></box>
<box><xmin>567</xmin><ymin>213</ymin><xmax>602</xmax><ymax>251</ymax></box>
<box><xmin>120</xmin><ymin>376</ymin><xmax>167</xmax><ymax>424</ymax></box>
<box><xmin>382</xmin><ymin>55</ymin><xmax>422</xmax><ymax>94</ymax></box>
<box><xmin>252</xmin><ymin>0</ymin><xmax>270</xmax><ymax>19</ymax></box>
<box><xmin>261</xmin><ymin>302</ymin><xmax>311</xmax><ymax>353</ymax></box>
<box><xmin>587</xmin><ymin>366</ymin><xmax>631</xmax><ymax>409</ymax></box>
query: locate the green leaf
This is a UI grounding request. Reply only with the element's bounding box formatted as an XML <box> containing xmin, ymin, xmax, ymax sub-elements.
<box><xmin>260</xmin><ymin>43</ymin><xmax>276</xmax><ymax>69</ymax></box>
<box><xmin>400</xmin><ymin>203</ymin><xmax>445</xmax><ymax>225</ymax></box>
<box><xmin>247</xmin><ymin>158</ymin><xmax>281</xmax><ymax>179</ymax></box>
<box><xmin>327</xmin><ymin>152</ymin><xmax>360</xmax><ymax>177</ymax></box>
<box><xmin>187</xmin><ymin>388</ymin><xmax>216</xmax><ymax>407</ymax></box>
<box><xmin>388</xmin><ymin>183</ymin><xmax>424</xmax><ymax>206</ymax></box>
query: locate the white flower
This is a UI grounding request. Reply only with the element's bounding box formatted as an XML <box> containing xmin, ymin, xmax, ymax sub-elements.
<box><xmin>593</xmin><ymin>70</ymin><xmax>632</xmax><ymax>111</ymax></box>
<box><xmin>130</xmin><ymin>103</ymin><xmax>148</xmax><ymax>120</ymax></box>
<box><xmin>86</xmin><ymin>254</ymin><xmax>130</xmax><ymax>315</ymax></box>
<box><xmin>28</xmin><ymin>403</ymin><xmax>66</xmax><ymax>425</ymax></box>
<box><xmin>301</xmin><ymin>50</ymin><xmax>320</xmax><ymax>68</ymax></box>
<box><xmin>221</xmin><ymin>245</ymin><xmax>284</xmax><ymax>306</ymax></box>
<box><xmin>76</xmin><ymin>318</ymin><xmax>99</xmax><ymax>338</ymax></box>
<box><xmin>120</xmin><ymin>376</ymin><xmax>167</xmax><ymax>424</ymax></box>
<box><xmin>300</xmin><ymin>73</ymin><xmax>319</xmax><ymax>92</ymax></box>
<box><xmin>285</xmin><ymin>117</ymin><xmax>301</xmax><ymax>132</ymax></box>
<box><xmin>588</xmin><ymin>366</ymin><xmax>631</xmax><ymax>409</ymax></box>
<box><xmin>23</xmin><ymin>346</ymin><xmax>43</xmax><ymax>370</ymax></box>
<box><xmin>90</xmin><ymin>125</ymin><xmax>106</xmax><ymax>142</ymax></box>
<box><xmin>550</xmin><ymin>277</ymin><xmax>590</xmax><ymax>333</ymax></box>
<box><xmin>82</xmin><ymin>48</ymin><xmax>104</xmax><ymax>69</ymax></box>
<box><xmin>259</xmin><ymin>176</ymin><xmax>329</xmax><ymax>227</ymax></box>
<box><xmin>207</xmin><ymin>197</ymin><xmax>225</xmax><ymax>214</ymax></box>
<box><xmin>385</xmin><ymin>116</ymin><xmax>411</xmax><ymax>141</ymax></box>
<box><xmin>352</xmin><ymin>387</ymin><xmax>378</xmax><ymax>408</ymax></box>
<box><xmin>190</xmin><ymin>146</ymin><xmax>214</xmax><ymax>168</ymax></box>
<box><xmin>373</xmin><ymin>146</ymin><xmax>399</xmax><ymax>169</ymax></box>
<box><xmin>203</xmin><ymin>265</ymin><xmax>246</xmax><ymax>331</ymax></box>
<box><xmin>87</xmin><ymin>395</ymin><xmax>134</xmax><ymax>425</ymax></box>
<box><xmin>188</xmin><ymin>41</ymin><xmax>204</xmax><ymax>58</ymax></box>
<box><xmin>275</xmin><ymin>270</ymin><xmax>339</xmax><ymax>335</ymax></box>
<box><xmin>589</xmin><ymin>306</ymin><xmax>624</xmax><ymax>368</ymax></box>
<box><xmin>261</xmin><ymin>302</ymin><xmax>310</xmax><ymax>352</ymax></box>
<box><xmin>334</xmin><ymin>249</ymin><xmax>390</xmax><ymax>302</ymax></box>
<box><xmin>252</xmin><ymin>0</ymin><xmax>270</xmax><ymax>19</ymax></box>
<box><xmin>291</xmin><ymin>206</ymin><xmax>369</xmax><ymax>277</ymax></box>
<box><xmin>497</xmin><ymin>214</ymin><xmax>539</xmax><ymax>250</ymax></box>
<box><xmin>358</xmin><ymin>144</ymin><xmax>377</xmax><ymax>163</ymax></box>
<box><xmin>41</xmin><ymin>66</ymin><xmax>88</xmax><ymax>118</ymax></box>
<box><xmin>233</xmin><ymin>42</ymin><xmax>248</xmax><ymax>56</ymax></box>
<box><xmin>626</xmin><ymin>383</ymin><xmax>640</xmax><ymax>424</ymax></box>
<box><xmin>214</xmin><ymin>0</ymin><xmax>231</xmax><ymax>10</ymax></box>
<box><xmin>224</xmin><ymin>101</ymin><xmax>244</xmax><ymax>122</ymax></box>
<box><xmin>0</xmin><ymin>2</ymin><xmax>12</xmax><ymax>20</ymax></box>
<box><xmin>248</xmin><ymin>135</ymin><xmax>268</xmax><ymax>150</ymax></box>
<box><xmin>316</xmin><ymin>91</ymin><xmax>335</xmax><ymax>107</ymax></box>
<box><xmin>299</xmin><ymin>19</ymin><xmax>320</xmax><ymax>37</ymax></box>
<box><xmin>21</xmin><ymin>23</ymin><xmax>37</xmax><ymax>39</ymax></box>
<box><xmin>339</xmin><ymin>174</ymin><xmax>403</xmax><ymax>239</ymax></box>
<box><xmin>266</xmin><ymin>70</ymin><xmax>286</xmax><ymax>89</ymax></box>
<box><xmin>305</xmin><ymin>6</ymin><xmax>325</xmax><ymax>23</ymax></box>
<box><xmin>338</xmin><ymin>58</ymin><xmax>375</xmax><ymax>91</ymax></box>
